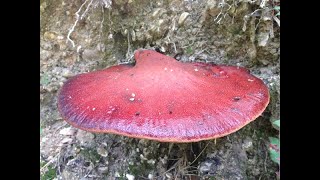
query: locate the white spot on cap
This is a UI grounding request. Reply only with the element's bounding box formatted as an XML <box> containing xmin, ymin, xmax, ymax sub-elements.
<box><xmin>129</xmin><ymin>97</ymin><xmax>135</xmax><ymax>101</ymax></box>
<box><xmin>126</xmin><ymin>88</ymin><xmax>129</xmax><ymax>91</ymax></box>
<box><xmin>170</xmin><ymin>69</ymin><xmax>173</xmax><ymax>72</ymax></box>
<box><xmin>92</xmin><ymin>108</ymin><xmax>96</xmax><ymax>111</ymax></box>
<box><xmin>248</xmin><ymin>79</ymin><xmax>254</xmax><ymax>82</ymax></box>
<box><xmin>131</xmin><ymin>93</ymin><xmax>136</xmax><ymax>97</ymax></box>
<box><xmin>68</xmin><ymin>96</ymin><xmax>72</xmax><ymax>99</ymax></box>
<box><xmin>194</xmin><ymin>68</ymin><xmax>199</xmax><ymax>71</ymax></box>
<box><xmin>164</xmin><ymin>67</ymin><xmax>168</xmax><ymax>71</ymax></box>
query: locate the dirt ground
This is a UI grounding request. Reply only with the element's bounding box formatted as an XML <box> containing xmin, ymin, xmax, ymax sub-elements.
<box><xmin>40</xmin><ymin>0</ymin><xmax>280</xmax><ymax>179</ymax></box>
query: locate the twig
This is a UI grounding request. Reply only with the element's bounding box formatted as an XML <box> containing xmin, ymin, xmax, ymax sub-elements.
<box><xmin>264</xmin><ymin>148</ymin><xmax>268</xmax><ymax>172</ymax></box>
<box><xmin>99</xmin><ymin>5</ymin><xmax>105</xmax><ymax>44</ymax></box>
<box><xmin>273</xmin><ymin>16</ymin><xmax>280</xmax><ymax>27</ymax></box>
<box><xmin>40</xmin><ymin>151</ymin><xmax>61</xmax><ymax>173</ymax></box>
<box><xmin>188</xmin><ymin>142</ymin><xmax>210</xmax><ymax>166</ymax></box>
<box><xmin>126</xmin><ymin>32</ymin><xmax>131</xmax><ymax>60</ymax></box>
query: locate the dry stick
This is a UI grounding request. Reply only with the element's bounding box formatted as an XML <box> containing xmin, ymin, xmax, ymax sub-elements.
<box><xmin>188</xmin><ymin>142</ymin><xmax>210</xmax><ymax>167</ymax></box>
<box><xmin>264</xmin><ymin>148</ymin><xmax>268</xmax><ymax>172</ymax></box>
<box><xmin>166</xmin><ymin>16</ymin><xmax>177</xmax><ymax>53</ymax></box>
<box><xmin>98</xmin><ymin>5</ymin><xmax>105</xmax><ymax>44</ymax></box>
<box><xmin>125</xmin><ymin>32</ymin><xmax>133</xmax><ymax>62</ymax></box>
<box><xmin>273</xmin><ymin>16</ymin><xmax>280</xmax><ymax>27</ymax></box>
<box><xmin>40</xmin><ymin>151</ymin><xmax>61</xmax><ymax>172</ymax></box>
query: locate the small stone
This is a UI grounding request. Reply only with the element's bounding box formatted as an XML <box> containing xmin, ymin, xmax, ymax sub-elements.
<box><xmin>206</xmin><ymin>0</ymin><xmax>220</xmax><ymax>17</ymax></box>
<box><xmin>126</xmin><ymin>174</ymin><xmax>135</xmax><ymax>180</ymax></box>
<box><xmin>148</xmin><ymin>174</ymin><xmax>153</xmax><ymax>179</ymax></box>
<box><xmin>147</xmin><ymin>159</ymin><xmax>155</xmax><ymax>165</ymax></box>
<box><xmin>260</xmin><ymin>59</ymin><xmax>269</xmax><ymax>65</ymax></box>
<box><xmin>61</xmin><ymin>170</ymin><xmax>78</xmax><ymax>180</ymax></box>
<box><xmin>199</xmin><ymin>158</ymin><xmax>219</xmax><ymax>175</ymax></box>
<box><xmin>59</xmin><ymin>137</ymin><xmax>73</xmax><ymax>145</ymax></box>
<box><xmin>165</xmin><ymin>173</ymin><xmax>172</xmax><ymax>179</ymax></box>
<box><xmin>43</xmin><ymin>32</ymin><xmax>57</xmax><ymax>41</ymax></box>
<box><xmin>178</xmin><ymin>12</ymin><xmax>190</xmax><ymax>26</ymax></box>
<box><xmin>59</xmin><ymin>127</ymin><xmax>77</xmax><ymax>136</ymax></box>
<box><xmin>242</xmin><ymin>137</ymin><xmax>253</xmax><ymax>150</ymax></box>
<box><xmin>257</xmin><ymin>32</ymin><xmax>270</xmax><ymax>47</ymax></box>
<box><xmin>97</xmin><ymin>147</ymin><xmax>108</xmax><ymax>157</ymax></box>
<box><xmin>97</xmin><ymin>166</ymin><xmax>108</xmax><ymax>174</ymax></box>
<box><xmin>199</xmin><ymin>161</ymin><xmax>213</xmax><ymax>173</ymax></box>
<box><xmin>115</xmin><ymin>171</ymin><xmax>121</xmax><ymax>177</ymax></box>
<box><xmin>61</xmin><ymin>69</ymin><xmax>74</xmax><ymax>78</ymax></box>
<box><xmin>152</xmin><ymin>8</ymin><xmax>163</xmax><ymax>17</ymax></box>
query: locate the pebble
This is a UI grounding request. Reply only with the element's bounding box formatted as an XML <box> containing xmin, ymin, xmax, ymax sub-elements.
<box><xmin>148</xmin><ymin>174</ymin><xmax>153</xmax><ymax>179</ymax></box>
<box><xmin>97</xmin><ymin>166</ymin><xmax>108</xmax><ymax>174</ymax></box>
<box><xmin>178</xmin><ymin>12</ymin><xmax>190</xmax><ymax>26</ymax></box>
<box><xmin>126</xmin><ymin>174</ymin><xmax>135</xmax><ymax>180</ymax></box>
<box><xmin>59</xmin><ymin>127</ymin><xmax>77</xmax><ymax>136</ymax></box>
<box><xmin>97</xmin><ymin>147</ymin><xmax>108</xmax><ymax>157</ymax></box>
<box><xmin>59</xmin><ymin>137</ymin><xmax>73</xmax><ymax>145</ymax></box>
<box><xmin>242</xmin><ymin>137</ymin><xmax>253</xmax><ymax>150</ymax></box>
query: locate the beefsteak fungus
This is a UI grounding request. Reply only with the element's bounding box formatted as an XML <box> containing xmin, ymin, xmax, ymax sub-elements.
<box><xmin>58</xmin><ymin>49</ymin><xmax>269</xmax><ymax>142</ymax></box>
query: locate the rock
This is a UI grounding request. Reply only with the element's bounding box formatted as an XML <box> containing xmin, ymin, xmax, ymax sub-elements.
<box><xmin>61</xmin><ymin>170</ymin><xmax>78</xmax><ymax>180</ymax></box>
<box><xmin>152</xmin><ymin>8</ymin><xmax>164</xmax><ymax>18</ymax></box>
<box><xmin>59</xmin><ymin>127</ymin><xmax>77</xmax><ymax>136</ymax></box>
<box><xmin>148</xmin><ymin>174</ymin><xmax>154</xmax><ymax>179</ymax></box>
<box><xmin>61</xmin><ymin>68</ymin><xmax>74</xmax><ymax>78</ymax></box>
<box><xmin>115</xmin><ymin>171</ymin><xmax>121</xmax><ymax>177</ymax></box>
<box><xmin>206</xmin><ymin>0</ymin><xmax>220</xmax><ymax>17</ymax></box>
<box><xmin>242</xmin><ymin>137</ymin><xmax>253</xmax><ymax>150</ymax></box>
<box><xmin>199</xmin><ymin>158</ymin><xmax>219</xmax><ymax>175</ymax></box>
<box><xmin>76</xmin><ymin>130</ymin><xmax>95</xmax><ymax>145</ymax></box>
<box><xmin>165</xmin><ymin>172</ymin><xmax>172</xmax><ymax>179</ymax></box>
<box><xmin>59</xmin><ymin>137</ymin><xmax>74</xmax><ymax>145</ymax></box>
<box><xmin>97</xmin><ymin>146</ymin><xmax>108</xmax><ymax>157</ymax></box>
<box><xmin>43</xmin><ymin>32</ymin><xmax>57</xmax><ymax>41</ymax></box>
<box><xmin>126</xmin><ymin>174</ymin><xmax>135</xmax><ymax>180</ymax></box>
<box><xmin>97</xmin><ymin>166</ymin><xmax>108</xmax><ymax>174</ymax></box>
<box><xmin>257</xmin><ymin>32</ymin><xmax>270</xmax><ymax>47</ymax></box>
<box><xmin>178</xmin><ymin>12</ymin><xmax>190</xmax><ymax>26</ymax></box>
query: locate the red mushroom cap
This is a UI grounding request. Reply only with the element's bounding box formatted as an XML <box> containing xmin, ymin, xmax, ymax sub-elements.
<box><xmin>58</xmin><ymin>50</ymin><xmax>269</xmax><ymax>142</ymax></box>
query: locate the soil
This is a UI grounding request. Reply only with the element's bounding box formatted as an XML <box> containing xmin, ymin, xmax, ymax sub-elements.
<box><xmin>40</xmin><ymin>0</ymin><xmax>280</xmax><ymax>179</ymax></box>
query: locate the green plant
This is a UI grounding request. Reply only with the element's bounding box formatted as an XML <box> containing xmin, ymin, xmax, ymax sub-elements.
<box><xmin>186</xmin><ymin>46</ymin><xmax>193</xmax><ymax>55</ymax></box>
<box><xmin>273</xmin><ymin>6</ymin><xmax>280</xmax><ymax>16</ymax></box>
<box><xmin>40</xmin><ymin>163</ymin><xmax>56</xmax><ymax>180</ymax></box>
<box><xmin>269</xmin><ymin>136</ymin><xmax>280</xmax><ymax>165</ymax></box>
<box><xmin>40</xmin><ymin>74</ymin><xmax>50</xmax><ymax>85</ymax></box>
<box><xmin>269</xmin><ymin>119</ymin><xmax>280</xmax><ymax>178</ymax></box>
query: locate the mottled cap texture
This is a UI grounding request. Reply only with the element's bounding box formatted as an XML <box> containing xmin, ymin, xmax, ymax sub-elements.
<box><xmin>58</xmin><ymin>49</ymin><xmax>270</xmax><ymax>142</ymax></box>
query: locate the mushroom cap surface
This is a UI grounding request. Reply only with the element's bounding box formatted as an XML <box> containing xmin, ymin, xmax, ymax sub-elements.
<box><xmin>58</xmin><ymin>50</ymin><xmax>269</xmax><ymax>142</ymax></box>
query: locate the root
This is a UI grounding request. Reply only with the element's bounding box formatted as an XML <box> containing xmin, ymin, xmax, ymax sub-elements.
<box><xmin>66</xmin><ymin>0</ymin><xmax>94</xmax><ymax>48</ymax></box>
